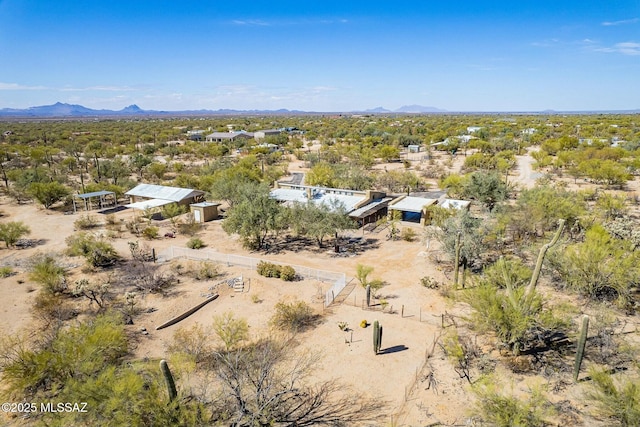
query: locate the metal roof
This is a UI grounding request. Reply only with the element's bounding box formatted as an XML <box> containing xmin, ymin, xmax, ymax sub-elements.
<box><xmin>125</xmin><ymin>184</ymin><xmax>204</xmax><ymax>202</ymax></box>
<box><xmin>439</xmin><ymin>199</ymin><xmax>471</xmax><ymax>210</ymax></box>
<box><xmin>348</xmin><ymin>197</ymin><xmax>392</xmax><ymax>219</ymax></box>
<box><xmin>125</xmin><ymin>199</ymin><xmax>173</xmax><ymax>211</ymax></box>
<box><xmin>270</xmin><ymin>188</ymin><xmax>366</xmax><ymax>213</ymax></box>
<box><xmin>75</xmin><ymin>190</ymin><xmax>115</xmax><ymax>199</ymax></box>
<box><xmin>389</xmin><ymin>196</ymin><xmax>437</xmax><ymax>213</ymax></box>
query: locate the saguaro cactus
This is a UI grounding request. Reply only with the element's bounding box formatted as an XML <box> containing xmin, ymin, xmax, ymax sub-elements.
<box><xmin>373</xmin><ymin>320</ymin><xmax>383</xmax><ymax>354</ymax></box>
<box><xmin>526</xmin><ymin>219</ymin><xmax>565</xmax><ymax>298</ymax></box>
<box><xmin>366</xmin><ymin>285</ymin><xmax>371</xmax><ymax>307</ymax></box>
<box><xmin>453</xmin><ymin>232</ymin><xmax>462</xmax><ymax>288</ymax></box>
<box><xmin>160</xmin><ymin>359</ymin><xmax>178</xmax><ymax>401</ymax></box>
<box><xmin>574</xmin><ymin>315</ymin><xmax>589</xmax><ymax>382</ymax></box>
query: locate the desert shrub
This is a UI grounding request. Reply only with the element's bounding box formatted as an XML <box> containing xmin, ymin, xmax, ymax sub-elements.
<box><xmin>584</xmin><ymin>368</ymin><xmax>640</xmax><ymax>426</ymax></box>
<box><xmin>270</xmin><ymin>300</ymin><xmax>319</xmax><ymax>332</ymax></box>
<box><xmin>74</xmin><ymin>214</ymin><xmax>99</xmax><ymax>230</ymax></box>
<box><xmin>279</xmin><ymin>265</ymin><xmax>296</xmax><ymax>281</ymax></box>
<box><xmin>178</xmin><ymin>213</ymin><xmax>201</xmax><ymax>236</ymax></box>
<box><xmin>420</xmin><ymin>276</ymin><xmax>440</xmax><ymax>289</ymax></box>
<box><xmin>194</xmin><ymin>261</ymin><xmax>219</xmax><ymax>281</ymax></box>
<box><xmin>28</xmin><ymin>254</ymin><xmax>67</xmax><ymax>294</ymax></box>
<box><xmin>33</xmin><ymin>292</ymin><xmax>77</xmax><ymax>322</ymax></box>
<box><xmin>142</xmin><ymin>225</ymin><xmax>159</xmax><ymax>240</ymax></box>
<box><xmin>257</xmin><ymin>261</ymin><xmax>282</xmax><ymax>278</ymax></box>
<box><xmin>464</xmin><ymin>282</ymin><xmax>567</xmax><ymax>356</ymax></box>
<box><xmin>186</xmin><ymin>237</ymin><xmax>205</xmax><ymax>249</ymax></box>
<box><xmin>66</xmin><ymin>232</ymin><xmax>119</xmax><ymax>267</ymax></box>
<box><xmin>105</xmin><ymin>214</ymin><xmax>117</xmax><ymax>226</ymax></box>
<box><xmin>471</xmin><ymin>375</ymin><xmax>553</xmax><ymax>427</ymax></box>
<box><xmin>0</xmin><ymin>266</ymin><xmax>14</xmax><ymax>277</ymax></box>
<box><xmin>168</xmin><ymin>323</ymin><xmax>211</xmax><ymax>362</ymax></box>
<box><xmin>481</xmin><ymin>257</ymin><xmax>532</xmax><ymax>289</ymax></box>
<box><xmin>0</xmin><ymin>221</ymin><xmax>31</xmax><ymax>248</ymax></box>
<box><xmin>212</xmin><ymin>312</ymin><xmax>249</xmax><ymax>350</ymax></box>
<box><xmin>549</xmin><ymin>224</ymin><xmax>640</xmax><ymax>307</ymax></box>
<box><xmin>401</xmin><ymin>227</ymin><xmax>417</xmax><ymax>242</ymax></box>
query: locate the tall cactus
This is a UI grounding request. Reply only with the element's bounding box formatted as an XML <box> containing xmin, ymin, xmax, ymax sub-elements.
<box><xmin>373</xmin><ymin>320</ymin><xmax>383</xmax><ymax>354</ymax></box>
<box><xmin>574</xmin><ymin>315</ymin><xmax>589</xmax><ymax>382</ymax></box>
<box><xmin>366</xmin><ymin>284</ymin><xmax>371</xmax><ymax>307</ymax></box>
<box><xmin>453</xmin><ymin>232</ymin><xmax>462</xmax><ymax>288</ymax></box>
<box><xmin>160</xmin><ymin>359</ymin><xmax>178</xmax><ymax>401</ymax></box>
<box><xmin>526</xmin><ymin>219</ymin><xmax>565</xmax><ymax>298</ymax></box>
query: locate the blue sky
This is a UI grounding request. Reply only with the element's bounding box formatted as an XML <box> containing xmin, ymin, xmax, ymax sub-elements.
<box><xmin>0</xmin><ymin>0</ymin><xmax>639</xmax><ymax>112</ymax></box>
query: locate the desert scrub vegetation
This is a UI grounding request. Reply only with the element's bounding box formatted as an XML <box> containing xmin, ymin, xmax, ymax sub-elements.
<box><xmin>584</xmin><ymin>368</ymin><xmax>640</xmax><ymax>427</ymax></box>
<box><xmin>470</xmin><ymin>375</ymin><xmax>554</xmax><ymax>427</ymax></box>
<box><xmin>66</xmin><ymin>232</ymin><xmax>119</xmax><ymax>267</ymax></box>
<box><xmin>73</xmin><ymin>214</ymin><xmax>100</xmax><ymax>230</ymax></box>
<box><xmin>0</xmin><ymin>314</ymin><xmax>206</xmax><ymax>426</ymax></box>
<box><xmin>270</xmin><ymin>299</ymin><xmax>319</xmax><ymax>332</ymax></box>
<box><xmin>549</xmin><ymin>224</ymin><xmax>640</xmax><ymax>309</ymax></box>
<box><xmin>186</xmin><ymin>236</ymin><xmax>204</xmax><ymax>249</ymax></box>
<box><xmin>0</xmin><ymin>221</ymin><xmax>31</xmax><ymax>248</ymax></box>
<box><xmin>256</xmin><ymin>261</ymin><xmax>296</xmax><ymax>281</ymax></box>
<box><xmin>28</xmin><ymin>253</ymin><xmax>67</xmax><ymax>294</ymax></box>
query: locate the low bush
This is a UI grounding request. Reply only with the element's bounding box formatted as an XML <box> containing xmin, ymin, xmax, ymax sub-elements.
<box><xmin>257</xmin><ymin>262</ymin><xmax>296</xmax><ymax>281</ymax></box>
<box><xmin>401</xmin><ymin>228</ymin><xmax>417</xmax><ymax>242</ymax></box>
<box><xmin>279</xmin><ymin>265</ymin><xmax>296</xmax><ymax>281</ymax></box>
<box><xmin>29</xmin><ymin>254</ymin><xmax>67</xmax><ymax>294</ymax></box>
<box><xmin>187</xmin><ymin>237</ymin><xmax>205</xmax><ymax>249</ymax></box>
<box><xmin>66</xmin><ymin>232</ymin><xmax>119</xmax><ymax>267</ymax></box>
<box><xmin>257</xmin><ymin>261</ymin><xmax>282</xmax><ymax>278</ymax></box>
<box><xmin>270</xmin><ymin>300</ymin><xmax>319</xmax><ymax>332</ymax></box>
<box><xmin>0</xmin><ymin>266</ymin><xmax>14</xmax><ymax>278</ymax></box>
<box><xmin>142</xmin><ymin>226</ymin><xmax>159</xmax><ymax>240</ymax></box>
<box><xmin>74</xmin><ymin>214</ymin><xmax>100</xmax><ymax>230</ymax></box>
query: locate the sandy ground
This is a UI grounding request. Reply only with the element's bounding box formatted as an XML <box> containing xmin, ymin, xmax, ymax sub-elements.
<box><xmin>1</xmin><ymin>147</ymin><xmax>638</xmax><ymax>426</ymax></box>
<box><xmin>0</xmin><ymin>193</ymin><xmax>463</xmax><ymax>425</ymax></box>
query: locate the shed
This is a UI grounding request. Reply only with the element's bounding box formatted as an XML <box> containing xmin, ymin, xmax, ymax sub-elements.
<box><xmin>190</xmin><ymin>202</ymin><xmax>220</xmax><ymax>223</ymax></box>
<box><xmin>73</xmin><ymin>190</ymin><xmax>117</xmax><ymax>213</ymax></box>
<box><xmin>125</xmin><ymin>184</ymin><xmax>204</xmax><ymax>206</ymax></box>
<box><xmin>407</xmin><ymin>144</ymin><xmax>421</xmax><ymax>153</ymax></box>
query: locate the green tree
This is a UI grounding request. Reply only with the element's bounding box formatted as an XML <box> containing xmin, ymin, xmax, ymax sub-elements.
<box><xmin>222</xmin><ymin>183</ymin><xmax>286</xmax><ymax>250</ymax></box>
<box><xmin>462</xmin><ymin>171</ymin><xmax>508</xmax><ymax>211</ymax></box>
<box><xmin>0</xmin><ymin>221</ymin><xmax>30</xmax><ymax>248</ymax></box>
<box><xmin>306</xmin><ymin>162</ymin><xmax>337</xmax><ymax>187</ymax></box>
<box><xmin>28</xmin><ymin>181</ymin><xmax>71</xmax><ymax>209</ymax></box>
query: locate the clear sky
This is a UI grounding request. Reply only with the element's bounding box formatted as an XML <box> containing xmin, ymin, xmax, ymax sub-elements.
<box><xmin>0</xmin><ymin>0</ymin><xmax>639</xmax><ymax>112</ymax></box>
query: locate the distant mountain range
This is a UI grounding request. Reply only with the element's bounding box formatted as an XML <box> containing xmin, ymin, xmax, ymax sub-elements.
<box><xmin>0</xmin><ymin>102</ymin><xmax>638</xmax><ymax>118</ymax></box>
<box><xmin>0</xmin><ymin>102</ymin><xmax>452</xmax><ymax>118</ymax></box>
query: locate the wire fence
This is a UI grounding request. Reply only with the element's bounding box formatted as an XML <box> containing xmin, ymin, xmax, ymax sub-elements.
<box><xmin>158</xmin><ymin>246</ymin><xmax>346</xmax><ymax>307</ymax></box>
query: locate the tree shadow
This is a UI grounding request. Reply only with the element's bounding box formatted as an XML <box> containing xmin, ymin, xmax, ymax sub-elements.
<box><xmin>379</xmin><ymin>345</ymin><xmax>408</xmax><ymax>354</ymax></box>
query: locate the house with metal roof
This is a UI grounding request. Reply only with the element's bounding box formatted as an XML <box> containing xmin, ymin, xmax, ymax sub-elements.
<box><xmin>270</xmin><ymin>182</ymin><xmax>390</xmax><ymax>226</ymax></box>
<box><xmin>388</xmin><ymin>195</ymin><xmax>470</xmax><ymax>225</ymax></box>
<box><xmin>124</xmin><ymin>184</ymin><xmax>205</xmax><ymax>210</ymax></box>
<box><xmin>205</xmin><ymin>131</ymin><xmax>254</xmax><ymax>143</ymax></box>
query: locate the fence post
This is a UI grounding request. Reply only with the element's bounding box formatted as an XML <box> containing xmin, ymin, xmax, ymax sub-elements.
<box><xmin>401</xmin><ymin>305</ymin><xmax>404</xmax><ymax>318</ymax></box>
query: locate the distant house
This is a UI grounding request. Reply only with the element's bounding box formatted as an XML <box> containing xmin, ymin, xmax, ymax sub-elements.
<box><xmin>522</xmin><ymin>128</ymin><xmax>537</xmax><ymax>135</ymax></box>
<box><xmin>205</xmin><ymin>131</ymin><xmax>254</xmax><ymax>143</ymax></box>
<box><xmin>253</xmin><ymin>129</ymin><xmax>282</xmax><ymax>140</ymax></box>
<box><xmin>467</xmin><ymin>126</ymin><xmax>482</xmax><ymax>133</ymax></box>
<box><xmin>187</xmin><ymin>130</ymin><xmax>205</xmax><ymax>141</ymax></box>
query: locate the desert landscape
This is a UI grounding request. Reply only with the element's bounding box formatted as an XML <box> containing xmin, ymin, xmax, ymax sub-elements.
<box><xmin>1</xmin><ymin>113</ymin><xmax>639</xmax><ymax>427</ymax></box>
